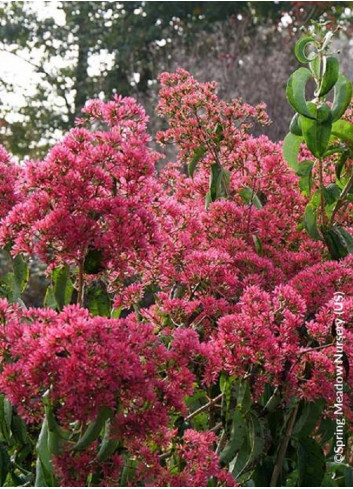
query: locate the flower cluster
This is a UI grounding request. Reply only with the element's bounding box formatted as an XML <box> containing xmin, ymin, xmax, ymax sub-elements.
<box><xmin>0</xmin><ymin>145</ymin><xmax>20</xmax><ymax>220</ymax></box>
<box><xmin>0</xmin><ymin>96</ymin><xmax>161</xmax><ymax>281</ymax></box>
<box><xmin>0</xmin><ymin>301</ymin><xmax>199</xmax><ymax>428</ymax></box>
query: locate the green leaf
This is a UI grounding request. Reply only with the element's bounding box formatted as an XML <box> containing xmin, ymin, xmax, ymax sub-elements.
<box><xmin>87</xmin><ymin>282</ymin><xmax>111</xmax><ymax>317</ymax></box>
<box><xmin>318</xmin><ymin>417</ymin><xmax>336</xmax><ymax>444</ymax></box>
<box><xmin>283</xmin><ymin>133</ymin><xmax>303</xmax><ymax>172</ymax></box>
<box><xmin>239</xmin><ymin>187</ymin><xmax>262</xmax><ymax>210</ymax></box>
<box><xmin>12</xmin><ymin>254</ymin><xmax>29</xmax><ymax>295</ymax></box>
<box><xmin>318</xmin><ymin>56</ymin><xmax>339</xmax><ymax>97</ymax></box>
<box><xmin>205</xmin><ymin>191</ymin><xmax>212</xmax><ymax>210</ymax></box>
<box><xmin>84</xmin><ymin>248</ymin><xmax>105</xmax><ymax>275</ymax></box>
<box><xmin>286</xmin><ymin>68</ymin><xmax>315</xmax><ymax>119</ymax></box>
<box><xmin>0</xmin><ymin>443</ymin><xmax>10</xmax><ymax>486</ymax></box>
<box><xmin>293</xmin><ymin>399</ymin><xmax>325</xmax><ymax>438</ymax></box>
<box><xmin>220</xmin><ymin>408</ymin><xmax>246</xmax><ymax>465</ymax></box>
<box><xmin>331</xmin><ymin>74</ymin><xmax>353</xmax><ymax>122</ymax></box>
<box><xmin>304</xmin><ymin>202</ymin><xmax>321</xmax><ymax>241</ymax></box>
<box><xmin>52</xmin><ymin>265</ymin><xmax>73</xmax><ymax>311</ymax></box>
<box><xmin>96</xmin><ymin>419</ymin><xmax>119</xmax><ymax>462</ymax></box>
<box><xmin>188</xmin><ymin>146</ymin><xmax>207</xmax><ymax>177</ymax></box>
<box><xmin>289</xmin><ymin>113</ymin><xmax>302</xmax><ymax>136</ymax></box>
<box><xmin>300</xmin><ymin>104</ymin><xmax>332</xmax><ymax>158</ymax></box>
<box><xmin>321</xmin><ymin>226</ymin><xmax>349</xmax><ymax>260</ymax></box>
<box><xmin>309</xmin><ymin>56</ymin><xmax>321</xmax><ymax>81</ymax></box>
<box><xmin>35</xmin><ymin>418</ymin><xmax>55</xmax><ymax>487</ymax></box>
<box><xmin>297</xmin><ymin>437</ymin><xmax>325</xmax><ymax>487</ymax></box>
<box><xmin>209</xmin><ymin>163</ymin><xmax>222</xmax><ymax>201</ymax></box>
<box><xmin>336</xmin><ymin>151</ymin><xmax>349</xmax><ymax>180</ymax></box>
<box><xmin>231</xmin><ymin>412</ymin><xmax>266</xmax><ymax>481</ymax></box>
<box><xmin>331</xmin><ymin>120</ymin><xmax>353</xmax><ymax>143</ymax></box>
<box><xmin>252</xmin><ymin>235</ymin><xmax>263</xmax><ymax>255</ymax></box>
<box><xmin>297</xmin><ymin>160</ymin><xmax>314</xmax><ymax>196</ymax></box>
<box><xmin>74</xmin><ymin>407</ymin><xmax>112</xmax><ymax>452</ymax></box>
<box><xmin>323</xmin><ymin>183</ymin><xmax>341</xmax><ymax>206</ymax></box>
<box><xmin>205</xmin><ymin>163</ymin><xmax>229</xmax><ymax>209</ymax></box>
<box><xmin>43</xmin><ymin>285</ymin><xmax>57</xmax><ymax>309</ymax></box>
<box><xmin>120</xmin><ymin>458</ymin><xmax>137</xmax><ymax>487</ymax></box>
<box><xmin>295</xmin><ymin>37</ymin><xmax>317</xmax><ymax>64</ymax></box>
<box><xmin>0</xmin><ymin>396</ymin><xmax>12</xmax><ymax>444</ymax></box>
<box><xmin>335</xmin><ymin>227</ymin><xmax>353</xmax><ymax>254</ymax></box>
<box><xmin>10</xmin><ymin>412</ymin><xmax>29</xmax><ymax>447</ymax></box>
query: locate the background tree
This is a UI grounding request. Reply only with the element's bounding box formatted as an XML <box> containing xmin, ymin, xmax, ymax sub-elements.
<box><xmin>0</xmin><ymin>1</ymin><xmax>352</xmax><ymax>158</ymax></box>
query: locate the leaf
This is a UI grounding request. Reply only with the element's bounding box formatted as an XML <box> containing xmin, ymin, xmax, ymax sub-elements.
<box><xmin>209</xmin><ymin>163</ymin><xmax>223</xmax><ymax>201</ymax></box>
<box><xmin>331</xmin><ymin>74</ymin><xmax>353</xmax><ymax>122</ymax></box>
<box><xmin>205</xmin><ymin>191</ymin><xmax>212</xmax><ymax>210</ymax></box>
<box><xmin>304</xmin><ymin>203</ymin><xmax>321</xmax><ymax>241</ymax></box>
<box><xmin>252</xmin><ymin>235</ymin><xmax>263</xmax><ymax>255</ymax></box>
<box><xmin>293</xmin><ymin>399</ymin><xmax>325</xmax><ymax>438</ymax></box>
<box><xmin>120</xmin><ymin>458</ymin><xmax>137</xmax><ymax>487</ymax></box>
<box><xmin>87</xmin><ymin>282</ymin><xmax>111</xmax><ymax>317</ymax></box>
<box><xmin>231</xmin><ymin>412</ymin><xmax>266</xmax><ymax>481</ymax></box>
<box><xmin>300</xmin><ymin>104</ymin><xmax>332</xmax><ymax>158</ymax></box>
<box><xmin>205</xmin><ymin>163</ymin><xmax>229</xmax><ymax>209</ymax></box>
<box><xmin>239</xmin><ymin>187</ymin><xmax>262</xmax><ymax>210</ymax></box>
<box><xmin>12</xmin><ymin>254</ymin><xmax>29</xmax><ymax>295</ymax></box>
<box><xmin>295</xmin><ymin>36</ymin><xmax>317</xmax><ymax>64</ymax></box>
<box><xmin>52</xmin><ymin>265</ymin><xmax>73</xmax><ymax>311</ymax></box>
<box><xmin>289</xmin><ymin>113</ymin><xmax>302</xmax><ymax>136</ymax></box>
<box><xmin>10</xmin><ymin>412</ymin><xmax>29</xmax><ymax>447</ymax></box>
<box><xmin>0</xmin><ymin>443</ymin><xmax>10</xmax><ymax>486</ymax></box>
<box><xmin>84</xmin><ymin>248</ymin><xmax>105</xmax><ymax>275</ymax></box>
<box><xmin>335</xmin><ymin>227</ymin><xmax>353</xmax><ymax>254</ymax></box>
<box><xmin>321</xmin><ymin>226</ymin><xmax>349</xmax><ymax>260</ymax></box>
<box><xmin>235</xmin><ymin>381</ymin><xmax>251</xmax><ymax>414</ymax></box>
<box><xmin>74</xmin><ymin>407</ymin><xmax>112</xmax><ymax>452</ymax></box>
<box><xmin>282</xmin><ymin>133</ymin><xmax>303</xmax><ymax>172</ymax></box>
<box><xmin>188</xmin><ymin>146</ymin><xmax>207</xmax><ymax>177</ymax></box>
<box><xmin>220</xmin><ymin>408</ymin><xmax>246</xmax><ymax>465</ymax></box>
<box><xmin>297</xmin><ymin>437</ymin><xmax>325</xmax><ymax>487</ymax></box>
<box><xmin>297</xmin><ymin>160</ymin><xmax>314</xmax><ymax>196</ymax></box>
<box><xmin>318</xmin><ymin>417</ymin><xmax>336</xmax><ymax>444</ymax></box>
<box><xmin>43</xmin><ymin>285</ymin><xmax>57</xmax><ymax>309</ymax></box>
<box><xmin>96</xmin><ymin>419</ymin><xmax>119</xmax><ymax>462</ymax></box>
<box><xmin>35</xmin><ymin>418</ymin><xmax>55</xmax><ymax>487</ymax></box>
<box><xmin>318</xmin><ymin>56</ymin><xmax>339</xmax><ymax>97</ymax></box>
<box><xmin>336</xmin><ymin>150</ymin><xmax>349</xmax><ymax>180</ymax></box>
<box><xmin>309</xmin><ymin>56</ymin><xmax>321</xmax><ymax>80</ymax></box>
<box><xmin>323</xmin><ymin>183</ymin><xmax>341</xmax><ymax>206</ymax></box>
<box><xmin>331</xmin><ymin>120</ymin><xmax>353</xmax><ymax>144</ymax></box>
<box><xmin>0</xmin><ymin>396</ymin><xmax>12</xmax><ymax>444</ymax></box>
<box><xmin>286</xmin><ymin>68</ymin><xmax>315</xmax><ymax>119</ymax></box>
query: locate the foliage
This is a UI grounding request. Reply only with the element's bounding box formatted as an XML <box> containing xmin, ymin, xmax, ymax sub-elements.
<box><xmin>0</xmin><ymin>24</ymin><xmax>351</xmax><ymax>488</ymax></box>
<box><xmin>284</xmin><ymin>21</ymin><xmax>353</xmax><ymax>260</ymax></box>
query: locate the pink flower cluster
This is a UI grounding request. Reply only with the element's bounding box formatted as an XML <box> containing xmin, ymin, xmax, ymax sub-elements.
<box><xmin>0</xmin><ymin>146</ymin><xmax>20</xmax><ymax>220</ymax></box>
<box><xmin>0</xmin><ymin>301</ymin><xmax>199</xmax><ymax>428</ymax></box>
<box><xmin>0</xmin><ymin>96</ymin><xmax>160</xmax><ymax>279</ymax></box>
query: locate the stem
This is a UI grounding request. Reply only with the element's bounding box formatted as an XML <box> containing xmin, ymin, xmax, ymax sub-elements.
<box><xmin>270</xmin><ymin>404</ymin><xmax>299</xmax><ymax>487</ymax></box>
<box><xmin>185</xmin><ymin>393</ymin><xmax>223</xmax><ymax>422</ymax></box>
<box><xmin>77</xmin><ymin>260</ymin><xmax>84</xmax><ymax>306</ymax></box>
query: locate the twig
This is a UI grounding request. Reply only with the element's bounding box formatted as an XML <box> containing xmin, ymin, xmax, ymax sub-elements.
<box><xmin>185</xmin><ymin>393</ymin><xmax>223</xmax><ymax>422</ymax></box>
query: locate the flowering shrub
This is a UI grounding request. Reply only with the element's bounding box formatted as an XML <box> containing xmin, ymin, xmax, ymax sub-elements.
<box><xmin>0</xmin><ymin>26</ymin><xmax>351</xmax><ymax>488</ymax></box>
